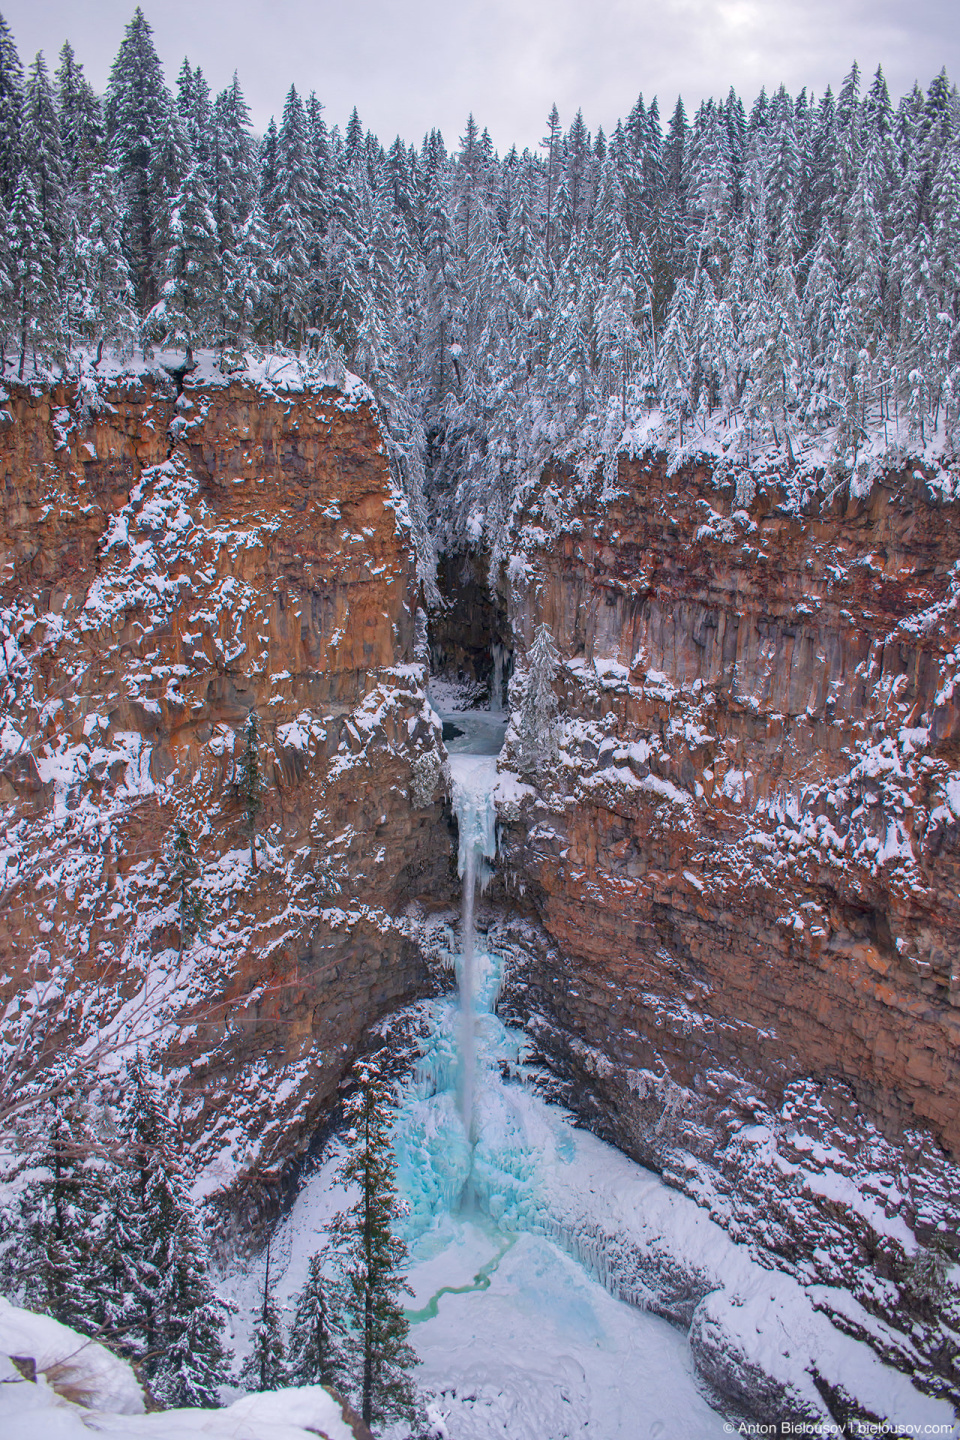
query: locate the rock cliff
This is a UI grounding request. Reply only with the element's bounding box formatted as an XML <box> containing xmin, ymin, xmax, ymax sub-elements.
<box><xmin>489</xmin><ymin>454</ymin><xmax>960</xmax><ymax>1402</ymax></box>
<box><xmin>0</xmin><ymin>368</ymin><xmax>452</xmax><ymax>1206</ymax></box>
<box><xmin>5</xmin><ymin>369</ymin><xmax>960</xmax><ymax>1409</ymax></box>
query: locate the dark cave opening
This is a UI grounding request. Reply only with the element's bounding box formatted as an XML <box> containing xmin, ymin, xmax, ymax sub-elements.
<box><xmin>428</xmin><ymin>549</ymin><xmax>513</xmax><ymax>707</ymax></box>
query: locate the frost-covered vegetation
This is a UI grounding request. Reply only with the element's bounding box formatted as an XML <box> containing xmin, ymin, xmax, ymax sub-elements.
<box><xmin>0</xmin><ymin>1056</ymin><xmax>228</xmax><ymax>1407</ymax></box>
<box><xmin>0</xmin><ymin>9</ymin><xmax>958</xmax><ymax>550</ymax></box>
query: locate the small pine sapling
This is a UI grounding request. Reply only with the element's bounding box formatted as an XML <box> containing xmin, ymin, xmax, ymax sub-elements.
<box><xmin>236</xmin><ymin>712</ymin><xmax>266</xmax><ymax>872</ymax></box>
<box><xmin>240</xmin><ymin>1239</ymin><xmax>289</xmax><ymax>1392</ymax></box>
<box><xmin>329</xmin><ymin>1066</ymin><xmax>422</xmax><ymax>1432</ymax></box>
<box><xmin>515</xmin><ymin>623</ymin><xmax>560</xmax><ymax>775</ymax></box>
<box><xmin>906</xmin><ymin>1240</ymin><xmax>958</xmax><ymax>1307</ymax></box>
<box><xmin>172</xmin><ymin>820</ymin><xmax>206</xmax><ymax>954</ymax></box>
<box><xmin>287</xmin><ymin>1247</ymin><xmax>349</xmax><ymax>1392</ymax></box>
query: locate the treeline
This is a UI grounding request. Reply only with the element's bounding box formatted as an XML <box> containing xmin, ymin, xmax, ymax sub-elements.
<box><xmin>0</xmin><ymin>7</ymin><xmax>958</xmax><ymax>550</ymax></box>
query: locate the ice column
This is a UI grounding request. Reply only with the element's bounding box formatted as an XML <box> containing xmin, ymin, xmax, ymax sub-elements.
<box><xmin>489</xmin><ymin>643</ymin><xmax>505</xmax><ymax>714</ymax></box>
<box><xmin>448</xmin><ymin>754</ymin><xmax>499</xmax><ymax>1143</ymax></box>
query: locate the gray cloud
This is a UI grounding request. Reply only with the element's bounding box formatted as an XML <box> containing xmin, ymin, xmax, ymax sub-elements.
<box><xmin>5</xmin><ymin>0</ymin><xmax>958</xmax><ymax>149</ymax></box>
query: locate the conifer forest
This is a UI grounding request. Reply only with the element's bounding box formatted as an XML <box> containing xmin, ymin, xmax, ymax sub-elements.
<box><xmin>3</xmin><ymin>7</ymin><xmax>960</xmax><ymax>559</ymax></box>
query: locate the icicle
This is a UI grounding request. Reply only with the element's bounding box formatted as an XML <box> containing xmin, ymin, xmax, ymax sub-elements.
<box><xmin>489</xmin><ymin>642</ymin><xmax>504</xmax><ymax>713</ymax></box>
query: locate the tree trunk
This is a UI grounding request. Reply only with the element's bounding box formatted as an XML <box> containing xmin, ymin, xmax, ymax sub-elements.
<box><xmin>362</xmin><ymin>1110</ymin><xmax>374</xmax><ymax>1425</ymax></box>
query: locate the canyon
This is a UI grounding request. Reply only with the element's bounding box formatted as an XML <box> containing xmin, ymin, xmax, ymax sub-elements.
<box><xmin>2</xmin><ymin>366</ymin><xmax>959</xmax><ymax>1422</ymax></box>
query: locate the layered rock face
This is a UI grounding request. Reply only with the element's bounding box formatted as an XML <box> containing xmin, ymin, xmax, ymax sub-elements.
<box><xmin>0</xmin><ymin>371</ymin><xmax>451</xmax><ymax>1200</ymax></box>
<box><xmin>492</xmin><ymin>457</ymin><xmax>960</xmax><ymax>1400</ymax></box>
<box><xmin>6</xmin><ymin>370</ymin><xmax>960</xmax><ymax>1405</ymax></box>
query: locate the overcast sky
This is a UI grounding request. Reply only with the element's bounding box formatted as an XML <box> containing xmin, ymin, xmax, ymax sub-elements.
<box><xmin>6</xmin><ymin>0</ymin><xmax>958</xmax><ymax>150</ymax></box>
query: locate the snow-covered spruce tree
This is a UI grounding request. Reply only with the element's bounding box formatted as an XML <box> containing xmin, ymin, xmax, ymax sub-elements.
<box><xmin>55</xmin><ymin>41</ymin><xmax>103</xmax><ymax>198</ymax></box>
<box><xmin>209</xmin><ymin>75</ymin><xmax>256</xmax><ymax>352</ymax></box>
<box><xmin>17</xmin><ymin>1082</ymin><xmax>112</xmax><ymax>1336</ymax></box>
<box><xmin>69</xmin><ymin>161</ymin><xmax>138</xmax><ymax>360</ymax></box>
<box><xmin>329</xmin><ymin>1067</ymin><xmax>421</xmax><ymax>1432</ymax></box>
<box><xmin>172</xmin><ymin>819</ymin><xmax>206</xmax><ymax>954</ymax></box>
<box><xmin>236</xmin><ymin>711</ymin><xmax>266</xmax><ymax>872</ymax></box>
<box><xmin>270</xmin><ymin>84</ymin><xmax>317</xmax><ymax>348</ymax></box>
<box><xmin>515</xmin><ymin>623</ymin><xmax>560</xmax><ymax>776</ymax></box>
<box><xmin>23</xmin><ymin>53</ymin><xmax>67</xmax><ymax>264</ymax></box>
<box><xmin>0</xmin><ymin>12</ymin><xmax>22</xmax><ymax>207</ymax></box>
<box><xmin>105</xmin><ymin>7</ymin><xmax>173</xmax><ymax>311</ymax></box>
<box><xmin>147</xmin><ymin>158</ymin><xmax>219</xmax><ymax>361</ymax></box>
<box><xmin>224</xmin><ymin>202</ymin><xmax>271</xmax><ymax>353</ymax></box>
<box><xmin>287</xmin><ymin>1248</ymin><xmax>349</xmax><ymax>1392</ymax></box>
<box><xmin>113</xmin><ymin>1055</ymin><xmax>228</xmax><ymax>1406</ymax></box>
<box><xmin>8</xmin><ymin>167</ymin><xmax>59</xmax><ymax>376</ymax></box>
<box><xmin>241</xmin><ymin>1240</ymin><xmax>289</xmax><ymax>1392</ymax></box>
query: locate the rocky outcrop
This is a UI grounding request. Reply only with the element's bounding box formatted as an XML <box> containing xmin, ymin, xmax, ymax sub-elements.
<box><xmin>491</xmin><ymin>455</ymin><xmax>960</xmax><ymax>1403</ymax></box>
<box><xmin>0</xmin><ymin>369</ymin><xmax>453</xmax><ymax>1199</ymax></box>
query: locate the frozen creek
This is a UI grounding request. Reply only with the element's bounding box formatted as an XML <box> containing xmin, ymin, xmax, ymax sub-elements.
<box><xmin>227</xmin><ymin>706</ymin><xmax>957</xmax><ymax>1438</ymax></box>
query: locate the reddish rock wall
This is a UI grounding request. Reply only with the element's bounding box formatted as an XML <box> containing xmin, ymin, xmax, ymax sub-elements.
<box><xmin>493</xmin><ymin>456</ymin><xmax>960</xmax><ymax>1399</ymax></box>
<box><xmin>0</xmin><ymin>372</ymin><xmax>453</xmax><ymax>1199</ymax></box>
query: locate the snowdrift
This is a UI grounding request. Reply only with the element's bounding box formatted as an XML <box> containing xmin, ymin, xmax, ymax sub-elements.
<box><xmin>0</xmin><ymin>1298</ymin><xmax>360</xmax><ymax>1440</ymax></box>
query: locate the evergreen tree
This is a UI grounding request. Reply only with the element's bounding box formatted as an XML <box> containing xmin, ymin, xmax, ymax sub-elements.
<box><xmin>540</xmin><ymin>102</ymin><xmax>561</xmax><ymax>265</ymax></box>
<box><xmin>240</xmin><ymin>1240</ymin><xmax>289</xmax><ymax>1392</ymax></box>
<box><xmin>148</xmin><ymin>158</ymin><xmax>219</xmax><ymax>358</ymax></box>
<box><xmin>176</xmin><ymin>58</ymin><xmax>213</xmax><ymax>177</ymax></box>
<box><xmin>23</xmin><ymin>53</ymin><xmax>66</xmax><ymax>276</ymax></box>
<box><xmin>271</xmin><ymin>85</ymin><xmax>317</xmax><ymax>346</ymax></box>
<box><xmin>8</xmin><ymin>167</ymin><xmax>59</xmax><ymax>375</ymax></box>
<box><xmin>258</xmin><ymin>117</ymin><xmax>280</xmax><ymax>236</ymax></box>
<box><xmin>225</xmin><ymin>202</ymin><xmax>271</xmax><ymax>351</ymax></box>
<box><xmin>69</xmin><ymin>161</ymin><xmax>138</xmax><ymax>359</ymax></box>
<box><xmin>55</xmin><ymin>42</ymin><xmax>103</xmax><ymax>196</ymax></box>
<box><xmin>159</xmin><ymin>1204</ymin><xmax>229</xmax><ymax>1407</ymax></box>
<box><xmin>105</xmin><ymin>7</ymin><xmax>172</xmax><ymax>310</ymax></box>
<box><xmin>329</xmin><ymin>1068</ymin><xmax>421</xmax><ymax>1431</ymax></box>
<box><xmin>326</xmin><ymin>167</ymin><xmax>370</xmax><ymax>358</ymax></box>
<box><xmin>210</xmin><ymin>75</ymin><xmax>255</xmax><ymax>347</ymax></box>
<box><xmin>172</xmin><ymin>819</ymin><xmax>206</xmax><ymax>954</ymax></box>
<box><xmin>288</xmin><ymin>1248</ymin><xmax>349</xmax><ymax>1391</ymax></box>
<box><xmin>515</xmin><ymin>623</ymin><xmax>560</xmax><ymax>774</ymax></box>
<box><xmin>236</xmin><ymin>711</ymin><xmax>265</xmax><ymax>871</ymax></box>
<box><xmin>114</xmin><ymin>1055</ymin><xmax>228</xmax><ymax>1406</ymax></box>
<box><xmin>0</xmin><ymin>12</ymin><xmax>22</xmax><ymax>205</ymax></box>
<box><xmin>18</xmin><ymin>1084</ymin><xmax>110</xmax><ymax>1336</ymax></box>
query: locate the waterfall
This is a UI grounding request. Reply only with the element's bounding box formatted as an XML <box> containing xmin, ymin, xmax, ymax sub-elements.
<box><xmin>449</xmin><ymin>753</ymin><xmax>499</xmax><ymax>1146</ymax></box>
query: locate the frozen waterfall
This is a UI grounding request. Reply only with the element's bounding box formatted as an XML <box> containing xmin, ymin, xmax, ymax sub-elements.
<box><xmin>239</xmin><ymin>695</ymin><xmax>948</xmax><ymax>1440</ymax></box>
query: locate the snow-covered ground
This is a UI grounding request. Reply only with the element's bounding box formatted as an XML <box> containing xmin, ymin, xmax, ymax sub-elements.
<box><xmin>0</xmin><ymin>1297</ymin><xmax>357</xmax><ymax>1440</ymax></box>
<box><xmin>410</xmin><ymin>1223</ymin><xmax>723</xmax><ymax>1440</ymax></box>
